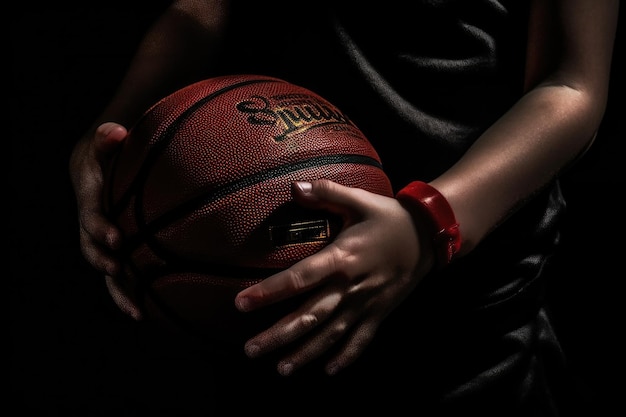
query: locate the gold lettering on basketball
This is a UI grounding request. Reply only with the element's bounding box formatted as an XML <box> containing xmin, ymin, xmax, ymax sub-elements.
<box><xmin>235</xmin><ymin>93</ymin><xmax>358</xmax><ymax>142</ymax></box>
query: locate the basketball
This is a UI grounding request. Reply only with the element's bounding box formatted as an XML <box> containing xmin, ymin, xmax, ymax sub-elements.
<box><xmin>103</xmin><ymin>74</ymin><xmax>393</xmax><ymax>346</ymax></box>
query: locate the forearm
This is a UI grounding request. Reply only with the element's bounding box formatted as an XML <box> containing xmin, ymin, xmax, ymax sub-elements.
<box><xmin>89</xmin><ymin>0</ymin><xmax>228</xmax><ymax>130</ymax></box>
<box><xmin>431</xmin><ymin>83</ymin><xmax>607</xmax><ymax>255</ymax></box>
<box><xmin>429</xmin><ymin>0</ymin><xmax>618</xmax><ymax>257</ymax></box>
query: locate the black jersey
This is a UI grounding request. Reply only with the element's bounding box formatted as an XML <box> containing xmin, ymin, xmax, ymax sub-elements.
<box><xmin>211</xmin><ymin>2</ymin><xmax>574</xmax><ymax>413</ymax></box>
<box><xmin>220</xmin><ymin>0</ymin><xmax>562</xmax><ymax>321</ymax></box>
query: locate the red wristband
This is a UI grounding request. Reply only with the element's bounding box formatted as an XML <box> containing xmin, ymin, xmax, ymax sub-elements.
<box><xmin>396</xmin><ymin>181</ymin><xmax>461</xmax><ymax>269</ymax></box>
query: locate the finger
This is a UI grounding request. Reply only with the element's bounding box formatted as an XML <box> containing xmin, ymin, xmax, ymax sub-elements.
<box><xmin>79</xmin><ymin>205</ymin><xmax>122</xmax><ymax>274</ymax></box>
<box><xmin>268</xmin><ymin>280</ymin><xmax>383</xmax><ymax>376</ymax></box>
<box><xmin>93</xmin><ymin>122</ymin><xmax>127</xmax><ymax>158</ymax></box>
<box><xmin>79</xmin><ymin>224</ymin><xmax>121</xmax><ymax>277</ymax></box>
<box><xmin>236</xmin><ymin>180</ymin><xmax>374</xmax><ymax>311</ymax></box>
<box><xmin>275</xmin><ymin>303</ymin><xmax>362</xmax><ymax>377</ymax></box>
<box><xmin>291</xmin><ymin>179</ymin><xmax>370</xmax><ymax>216</ymax></box>
<box><xmin>105</xmin><ymin>275</ymin><xmax>142</xmax><ymax>320</ymax></box>
<box><xmin>79</xmin><ymin>203</ymin><xmax>122</xmax><ymax>249</ymax></box>
<box><xmin>243</xmin><ymin>288</ymin><xmax>343</xmax><ymax>358</ymax></box>
<box><xmin>323</xmin><ymin>320</ymin><xmax>379</xmax><ymax>375</ymax></box>
<box><xmin>235</xmin><ymin>242</ymin><xmax>353</xmax><ymax>312</ymax></box>
<box><xmin>72</xmin><ymin>125</ymin><xmax>124</xmax><ymax>213</ymax></box>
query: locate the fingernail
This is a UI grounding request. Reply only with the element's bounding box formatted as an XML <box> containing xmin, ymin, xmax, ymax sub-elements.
<box><xmin>129</xmin><ymin>308</ymin><xmax>143</xmax><ymax>321</ymax></box>
<box><xmin>326</xmin><ymin>363</ymin><xmax>340</xmax><ymax>376</ymax></box>
<box><xmin>102</xmin><ymin>122</ymin><xmax>121</xmax><ymax>137</ymax></box>
<box><xmin>244</xmin><ymin>343</ymin><xmax>260</xmax><ymax>358</ymax></box>
<box><xmin>295</xmin><ymin>181</ymin><xmax>312</xmax><ymax>194</ymax></box>
<box><xmin>235</xmin><ymin>297</ymin><xmax>250</xmax><ymax>312</ymax></box>
<box><xmin>278</xmin><ymin>361</ymin><xmax>293</xmax><ymax>376</ymax></box>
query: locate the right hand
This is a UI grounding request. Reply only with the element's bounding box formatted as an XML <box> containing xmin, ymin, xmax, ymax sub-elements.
<box><xmin>69</xmin><ymin>122</ymin><xmax>142</xmax><ymax>320</ymax></box>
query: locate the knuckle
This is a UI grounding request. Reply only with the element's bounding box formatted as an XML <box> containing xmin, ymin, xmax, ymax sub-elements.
<box><xmin>325</xmin><ymin>321</ymin><xmax>348</xmax><ymax>345</ymax></box>
<box><xmin>311</xmin><ymin>178</ymin><xmax>337</xmax><ymax>196</ymax></box>
<box><xmin>325</xmin><ymin>244</ymin><xmax>353</xmax><ymax>279</ymax></box>
<box><xmin>284</xmin><ymin>268</ymin><xmax>308</xmax><ymax>291</ymax></box>
<box><xmin>298</xmin><ymin>313</ymin><xmax>319</xmax><ymax>330</ymax></box>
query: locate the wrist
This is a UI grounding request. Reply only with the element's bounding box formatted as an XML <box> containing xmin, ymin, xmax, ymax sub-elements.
<box><xmin>396</xmin><ymin>181</ymin><xmax>461</xmax><ymax>270</ymax></box>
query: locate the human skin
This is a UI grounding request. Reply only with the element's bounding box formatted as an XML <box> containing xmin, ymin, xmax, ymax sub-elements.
<box><xmin>68</xmin><ymin>0</ymin><xmax>620</xmax><ymax>376</ymax></box>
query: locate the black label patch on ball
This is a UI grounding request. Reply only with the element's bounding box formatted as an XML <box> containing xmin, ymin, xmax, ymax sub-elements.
<box><xmin>269</xmin><ymin>219</ymin><xmax>331</xmax><ymax>247</ymax></box>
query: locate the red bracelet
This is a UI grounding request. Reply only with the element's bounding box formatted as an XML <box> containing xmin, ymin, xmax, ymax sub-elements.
<box><xmin>395</xmin><ymin>181</ymin><xmax>461</xmax><ymax>269</ymax></box>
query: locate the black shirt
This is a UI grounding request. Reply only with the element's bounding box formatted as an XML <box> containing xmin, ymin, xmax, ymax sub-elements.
<box><xmin>219</xmin><ymin>0</ymin><xmax>562</xmax><ymax>325</ymax></box>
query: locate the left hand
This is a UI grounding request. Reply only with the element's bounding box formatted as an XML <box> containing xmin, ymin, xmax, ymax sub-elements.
<box><xmin>234</xmin><ymin>179</ymin><xmax>434</xmax><ymax>376</ymax></box>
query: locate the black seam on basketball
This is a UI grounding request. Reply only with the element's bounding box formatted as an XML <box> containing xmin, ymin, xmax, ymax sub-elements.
<box><xmin>125</xmin><ymin>240</ymin><xmax>276</xmax><ymax>346</ymax></box>
<box><xmin>131</xmin><ymin>255</ymin><xmax>276</xmax><ymax>348</ymax></box>
<box><xmin>135</xmin><ymin>254</ymin><xmax>282</xmax><ymax>285</ymax></box>
<box><xmin>106</xmin><ymin>77</ymin><xmax>285</xmax><ymax>220</ymax></box>
<box><xmin>124</xmin><ymin>153</ymin><xmax>382</xmax><ymax>256</ymax></box>
<box><xmin>104</xmin><ymin>77</ymin><xmax>387</xmax><ymax>337</ymax></box>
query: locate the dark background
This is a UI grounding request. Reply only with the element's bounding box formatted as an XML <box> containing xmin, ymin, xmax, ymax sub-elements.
<box><xmin>11</xmin><ymin>3</ymin><xmax>624</xmax><ymax>414</ymax></box>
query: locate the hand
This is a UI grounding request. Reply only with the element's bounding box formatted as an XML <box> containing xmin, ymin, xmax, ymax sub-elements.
<box><xmin>235</xmin><ymin>179</ymin><xmax>434</xmax><ymax>376</ymax></box>
<box><xmin>69</xmin><ymin>122</ymin><xmax>141</xmax><ymax>319</ymax></box>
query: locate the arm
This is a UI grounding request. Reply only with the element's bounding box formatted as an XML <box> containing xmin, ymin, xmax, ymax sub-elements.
<box><xmin>69</xmin><ymin>0</ymin><xmax>230</xmax><ymax>316</ymax></box>
<box><xmin>88</xmin><ymin>0</ymin><xmax>229</xmax><ymax>129</ymax></box>
<box><xmin>234</xmin><ymin>0</ymin><xmax>619</xmax><ymax>375</ymax></box>
<box><xmin>431</xmin><ymin>0</ymin><xmax>619</xmax><ymax>255</ymax></box>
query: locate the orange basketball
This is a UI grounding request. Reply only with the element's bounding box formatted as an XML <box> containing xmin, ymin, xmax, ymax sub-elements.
<box><xmin>103</xmin><ymin>74</ymin><xmax>393</xmax><ymax>346</ymax></box>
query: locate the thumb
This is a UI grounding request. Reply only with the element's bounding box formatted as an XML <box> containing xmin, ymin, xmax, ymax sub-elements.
<box><xmin>94</xmin><ymin>122</ymin><xmax>128</xmax><ymax>156</ymax></box>
<box><xmin>291</xmin><ymin>179</ymin><xmax>363</xmax><ymax>215</ymax></box>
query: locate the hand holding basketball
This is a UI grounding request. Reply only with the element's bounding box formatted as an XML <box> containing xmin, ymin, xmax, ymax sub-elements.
<box><xmin>234</xmin><ymin>178</ymin><xmax>428</xmax><ymax>376</ymax></box>
<box><xmin>103</xmin><ymin>74</ymin><xmax>394</xmax><ymax>345</ymax></box>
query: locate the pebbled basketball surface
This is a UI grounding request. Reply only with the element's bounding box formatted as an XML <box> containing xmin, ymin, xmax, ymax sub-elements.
<box><xmin>104</xmin><ymin>74</ymin><xmax>393</xmax><ymax>345</ymax></box>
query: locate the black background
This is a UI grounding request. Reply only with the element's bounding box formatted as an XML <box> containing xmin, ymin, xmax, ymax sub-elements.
<box><xmin>11</xmin><ymin>3</ymin><xmax>624</xmax><ymax>414</ymax></box>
